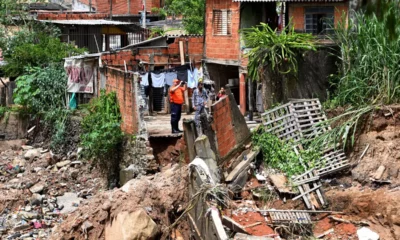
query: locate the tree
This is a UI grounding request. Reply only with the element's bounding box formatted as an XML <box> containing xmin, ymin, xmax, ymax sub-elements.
<box><xmin>153</xmin><ymin>0</ymin><xmax>205</xmax><ymax>34</ymax></box>
<box><xmin>0</xmin><ymin>24</ymin><xmax>85</xmax><ymax>77</ymax></box>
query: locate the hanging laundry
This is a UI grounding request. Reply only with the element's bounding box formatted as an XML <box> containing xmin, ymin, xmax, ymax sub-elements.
<box><xmin>187</xmin><ymin>69</ymin><xmax>196</xmax><ymax>88</ymax></box>
<box><xmin>151</xmin><ymin>72</ymin><xmax>166</xmax><ymax>88</ymax></box>
<box><xmin>165</xmin><ymin>72</ymin><xmax>177</xmax><ymax>86</ymax></box>
<box><xmin>140</xmin><ymin>72</ymin><xmax>149</xmax><ymax>86</ymax></box>
<box><xmin>193</xmin><ymin>67</ymin><xmax>199</xmax><ymax>86</ymax></box>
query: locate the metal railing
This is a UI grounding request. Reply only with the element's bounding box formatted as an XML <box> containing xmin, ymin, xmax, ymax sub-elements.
<box><xmin>61</xmin><ymin>29</ymin><xmax>152</xmax><ymax>53</ymax></box>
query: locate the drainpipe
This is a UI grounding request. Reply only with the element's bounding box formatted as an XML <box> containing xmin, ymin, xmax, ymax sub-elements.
<box><xmin>89</xmin><ymin>0</ymin><xmax>92</xmax><ymax>13</ymax></box>
<box><xmin>128</xmin><ymin>0</ymin><xmax>131</xmax><ymax>15</ymax></box>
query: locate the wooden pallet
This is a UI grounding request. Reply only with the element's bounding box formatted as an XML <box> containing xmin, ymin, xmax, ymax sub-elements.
<box><xmin>289</xmin><ymin>99</ymin><xmax>330</xmax><ymax>139</ymax></box>
<box><xmin>292</xmin><ymin>169</ymin><xmax>327</xmax><ymax>210</ymax></box>
<box><xmin>268</xmin><ymin>211</ymin><xmax>312</xmax><ymax>224</ymax></box>
<box><xmin>261</xmin><ymin>103</ymin><xmax>302</xmax><ymax>143</ymax></box>
<box><xmin>261</xmin><ymin>99</ymin><xmax>350</xmax><ymax>177</ymax></box>
<box><xmin>316</xmin><ymin>148</ymin><xmax>350</xmax><ymax>176</ymax></box>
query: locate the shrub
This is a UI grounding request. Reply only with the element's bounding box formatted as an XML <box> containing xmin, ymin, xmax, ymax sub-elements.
<box><xmin>80</xmin><ymin>91</ymin><xmax>123</xmax><ymax>185</ymax></box>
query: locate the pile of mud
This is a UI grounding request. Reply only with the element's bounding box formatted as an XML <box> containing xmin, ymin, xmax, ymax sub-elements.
<box><xmin>50</xmin><ymin>164</ymin><xmax>189</xmax><ymax>240</ymax></box>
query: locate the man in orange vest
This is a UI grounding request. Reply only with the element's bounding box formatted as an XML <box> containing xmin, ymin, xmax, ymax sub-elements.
<box><xmin>169</xmin><ymin>79</ymin><xmax>186</xmax><ymax>133</ymax></box>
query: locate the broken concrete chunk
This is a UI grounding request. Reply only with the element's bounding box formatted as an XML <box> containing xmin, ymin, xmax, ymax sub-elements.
<box><xmin>24</xmin><ymin>149</ymin><xmax>40</xmax><ymax>160</ymax></box>
<box><xmin>373</xmin><ymin>165</ymin><xmax>386</xmax><ymax>180</ymax></box>
<box><xmin>357</xmin><ymin>227</ymin><xmax>379</xmax><ymax>240</ymax></box>
<box><xmin>56</xmin><ymin>160</ymin><xmax>71</xmax><ymax>168</ymax></box>
<box><xmin>194</xmin><ymin>135</ymin><xmax>216</xmax><ymax>160</ymax></box>
<box><xmin>56</xmin><ymin>192</ymin><xmax>82</xmax><ymax>214</ymax></box>
<box><xmin>30</xmin><ymin>183</ymin><xmax>45</xmax><ymax>194</ymax></box>
<box><xmin>105</xmin><ymin>209</ymin><xmax>159</xmax><ymax>240</ymax></box>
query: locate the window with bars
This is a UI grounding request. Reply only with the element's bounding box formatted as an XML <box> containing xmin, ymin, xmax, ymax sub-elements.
<box><xmin>304</xmin><ymin>7</ymin><xmax>334</xmax><ymax>35</ymax></box>
<box><xmin>213</xmin><ymin>10</ymin><xmax>232</xmax><ymax>36</ymax></box>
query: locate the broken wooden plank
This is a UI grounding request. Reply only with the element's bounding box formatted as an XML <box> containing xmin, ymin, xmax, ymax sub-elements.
<box><xmin>222</xmin><ymin>216</ymin><xmax>248</xmax><ymax>234</ymax></box>
<box><xmin>225</xmin><ymin>149</ymin><xmax>260</xmax><ymax>182</ymax></box>
<box><xmin>292</xmin><ymin>185</ymin><xmax>322</xmax><ymax>201</ymax></box>
<box><xmin>269</xmin><ymin>174</ymin><xmax>295</xmax><ymax>194</ymax></box>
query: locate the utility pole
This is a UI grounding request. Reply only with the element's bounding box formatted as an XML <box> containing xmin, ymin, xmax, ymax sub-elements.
<box><xmin>142</xmin><ymin>0</ymin><xmax>146</xmax><ymax>28</ymax></box>
<box><xmin>109</xmin><ymin>0</ymin><xmax>113</xmax><ymax>20</ymax></box>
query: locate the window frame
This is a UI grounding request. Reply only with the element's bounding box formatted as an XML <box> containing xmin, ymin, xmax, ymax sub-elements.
<box><xmin>212</xmin><ymin>9</ymin><xmax>232</xmax><ymax>36</ymax></box>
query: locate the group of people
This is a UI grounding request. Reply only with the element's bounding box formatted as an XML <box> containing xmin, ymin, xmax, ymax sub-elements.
<box><xmin>169</xmin><ymin>79</ymin><xmax>226</xmax><ymax>134</ymax></box>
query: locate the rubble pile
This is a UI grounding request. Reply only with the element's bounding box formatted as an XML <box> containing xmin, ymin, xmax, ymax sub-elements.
<box><xmin>0</xmin><ymin>143</ymin><xmax>106</xmax><ymax>239</ymax></box>
<box><xmin>49</xmin><ymin>164</ymin><xmax>189</xmax><ymax>240</ymax></box>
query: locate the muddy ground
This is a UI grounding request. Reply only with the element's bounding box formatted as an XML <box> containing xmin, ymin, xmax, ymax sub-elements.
<box><xmin>0</xmin><ymin>106</ymin><xmax>399</xmax><ymax>239</ymax></box>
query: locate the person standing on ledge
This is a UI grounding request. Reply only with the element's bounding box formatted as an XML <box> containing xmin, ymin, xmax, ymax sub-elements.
<box><xmin>169</xmin><ymin>79</ymin><xmax>186</xmax><ymax>133</ymax></box>
<box><xmin>192</xmin><ymin>81</ymin><xmax>208</xmax><ymax>134</ymax></box>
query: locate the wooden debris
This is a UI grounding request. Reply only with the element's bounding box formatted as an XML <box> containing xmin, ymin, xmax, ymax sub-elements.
<box><xmin>358</xmin><ymin>144</ymin><xmax>370</xmax><ymax>163</ymax></box>
<box><xmin>269</xmin><ymin>174</ymin><xmax>295</xmax><ymax>194</ymax></box>
<box><xmin>242</xmin><ymin>222</ymin><xmax>262</xmax><ymax>228</ymax></box>
<box><xmin>268</xmin><ymin>210</ymin><xmax>312</xmax><ymax>224</ymax></box>
<box><xmin>225</xmin><ymin>149</ymin><xmax>259</xmax><ymax>182</ymax></box>
<box><xmin>293</xmin><ymin>170</ymin><xmax>326</xmax><ymax>210</ymax></box>
<box><xmin>329</xmin><ymin>216</ymin><xmax>370</xmax><ymax>226</ymax></box>
<box><xmin>222</xmin><ymin>216</ymin><xmax>248</xmax><ymax>234</ymax></box>
<box><xmin>316</xmin><ymin>228</ymin><xmax>334</xmax><ymax>238</ymax></box>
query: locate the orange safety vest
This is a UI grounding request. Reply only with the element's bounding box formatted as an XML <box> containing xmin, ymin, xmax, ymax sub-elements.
<box><xmin>169</xmin><ymin>87</ymin><xmax>185</xmax><ymax>104</ymax></box>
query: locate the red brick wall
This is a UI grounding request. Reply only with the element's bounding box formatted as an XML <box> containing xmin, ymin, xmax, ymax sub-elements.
<box><xmin>104</xmin><ymin>67</ymin><xmax>138</xmax><ymax>134</ymax></box>
<box><xmin>37</xmin><ymin>13</ymin><xmax>108</xmax><ymax>20</ymax></box>
<box><xmin>101</xmin><ymin>37</ymin><xmax>204</xmax><ymax>68</ymax></box>
<box><xmin>205</xmin><ymin>0</ymin><xmax>240</xmax><ymax>61</ymax></box>
<box><xmin>212</xmin><ymin>96</ymin><xmax>236</xmax><ymax>158</ymax></box>
<box><xmin>289</xmin><ymin>2</ymin><xmax>348</xmax><ymax>31</ymax></box>
<box><xmin>97</xmin><ymin>0</ymin><xmax>161</xmax><ymax>15</ymax></box>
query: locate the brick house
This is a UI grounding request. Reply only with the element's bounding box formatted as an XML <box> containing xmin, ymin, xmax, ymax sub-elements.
<box><xmin>66</xmin><ymin>35</ymin><xmax>203</xmax><ymax>135</ymax></box>
<box><xmin>204</xmin><ymin>0</ymin><xmax>349</xmax><ymax>114</ymax></box>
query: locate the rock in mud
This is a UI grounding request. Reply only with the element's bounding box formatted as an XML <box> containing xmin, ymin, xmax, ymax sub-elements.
<box><xmin>56</xmin><ymin>160</ymin><xmax>71</xmax><ymax>168</ymax></box>
<box><xmin>24</xmin><ymin>149</ymin><xmax>40</xmax><ymax>160</ymax></box>
<box><xmin>30</xmin><ymin>183</ymin><xmax>45</xmax><ymax>194</ymax></box>
<box><xmin>105</xmin><ymin>209</ymin><xmax>159</xmax><ymax>240</ymax></box>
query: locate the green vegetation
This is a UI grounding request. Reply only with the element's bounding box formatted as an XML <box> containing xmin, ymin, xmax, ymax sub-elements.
<box><xmin>0</xmin><ymin>25</ymin><xmax>85</xmax><ymax>78</ymax></box>
<box><xmin>316</xmin><ymin>1</ymin><xmax>400</xmax><ymax>148</ymax></box>
<box><xmin>330</xmin><ymin>8</ymin><xmax>400</xmax><ymax>107</ymax></box>
<box><xmin>80</xmin><ymin>91</ymin><xmax>123</xmax><ymax>180</ymax></box>
<box><xmin>152</xmin><ymin>0</ymin><xmax>205</xmax><ymax>34</ymax></box>
<box><xmin>13</xmin><ymin>65</ymin><xmax>67</xmax><ymax>113</ymax></box>
<box><xmin>252</xmin><ymin>129</ymin><xmax>320</xmax><ymax>178</ymax></box>
<box><xmin>242</xmin><ymin>23</ymin><xmax>316</xmax><ymax>81</ymax></box>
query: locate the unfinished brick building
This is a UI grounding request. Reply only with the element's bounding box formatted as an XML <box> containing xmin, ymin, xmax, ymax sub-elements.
<box><xmin>204</xmin><ymin>0</ymin><xmax>349</xmax><ymax>115</ymax></box>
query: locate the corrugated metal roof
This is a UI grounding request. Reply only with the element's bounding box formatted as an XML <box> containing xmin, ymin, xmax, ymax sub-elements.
<box><xmin>121</xmin><ymin>36</ymin><xmax>167</xmax><ymax>49</ymax></box>
<box><xmin>233</xmin><ymin>0</ymin><xmax>344</xmax><ymax>2</ymax></box>
<box><xmin>39</xmin><ymin>19</ymin><xmax>135</xmax><ymax>25</ymax></box>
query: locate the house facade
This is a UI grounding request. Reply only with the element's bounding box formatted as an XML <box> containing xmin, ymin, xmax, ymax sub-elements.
<box><xmin>204</xmin><ymin>0</ymin><xmax>349</xmax><ymax>114</ymax></box>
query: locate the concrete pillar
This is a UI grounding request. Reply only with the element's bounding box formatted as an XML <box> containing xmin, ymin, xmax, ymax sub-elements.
<box><xmin>239</xmin><ymin>72</ymin><xmax>246</xmax><ymax>115</ymax></box>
